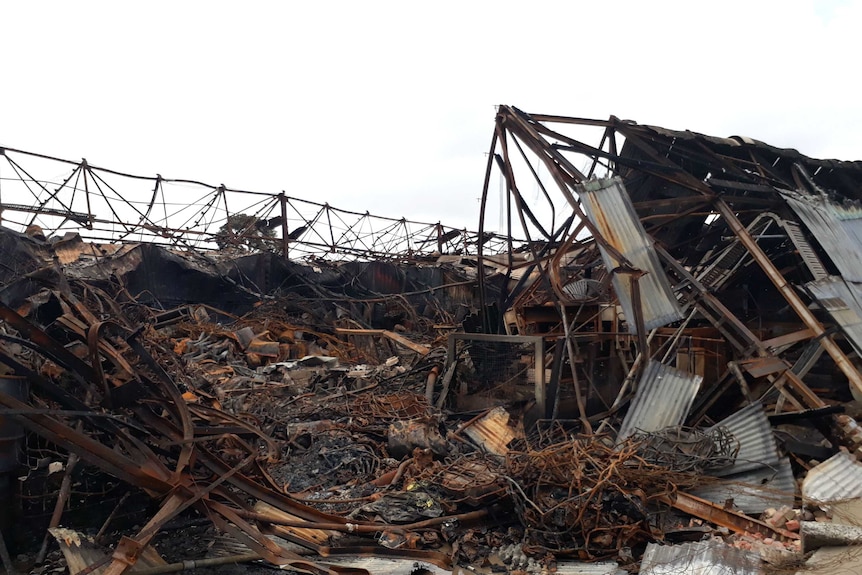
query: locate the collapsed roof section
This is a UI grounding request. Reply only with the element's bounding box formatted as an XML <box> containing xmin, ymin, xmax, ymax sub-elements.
<box><xmin>5</xmin><ymin>109</ymin><xmax>862</xmax><ymax>573</ymax></box>
<box><xmin>479</xmin><ymin>105</ymin><xmax>862</xmax><ymax>421</ymax></box>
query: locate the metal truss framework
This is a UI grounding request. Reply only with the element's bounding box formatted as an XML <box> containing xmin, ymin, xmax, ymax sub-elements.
<box><xmin>0</xmin><ymin>146</ymin><xmax>513</xmax><ymax>260</ymax></box>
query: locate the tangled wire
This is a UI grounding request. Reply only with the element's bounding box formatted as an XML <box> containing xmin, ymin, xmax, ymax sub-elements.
<box><xmin>505</xmin><ymin>435</ymin><xmax>708</xmax><ymax>556</ymax></box>
<box><xmin>632</xmin><ymin>425</ymin><xmax>740</xmax><ymax>474</ymax></box>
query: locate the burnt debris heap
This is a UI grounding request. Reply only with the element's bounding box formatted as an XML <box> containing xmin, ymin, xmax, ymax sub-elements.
<box><xmin>3</xmin><ymin>107</ymin><xmax>862</xmax><ymax>574</ymax></box>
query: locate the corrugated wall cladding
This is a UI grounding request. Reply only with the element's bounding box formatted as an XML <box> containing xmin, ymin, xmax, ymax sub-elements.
<box><xmin>803</xmin><ymin>451</ymin><xmax>862</xmax><ymax>504</ymax></box>
<box><xmin>617</xmin><ymin>361</ymin><xmax>702</xmax><ymax>441</ymax></box>
<box><xmin>807</xmin><ymin>277</ymin><xmax>862</xmax><ymax>358</ymax></box>
<box><xmin>578</xmin><ymin>177</ymin><xmax>683</xmax><ymax>333</ymax></box>
<box><xmin>640</xmin><ymin>539</ymin><xmax>762</xmax><ymax>575</ymax></box>
<box><xmin>783</xmin><ymin>190</ymin><xmax>862</xmax><ymax>282</ymax></box>
<box><xmin>692</xmin><ymin>456</ymin><xmax>796</xmax><ymax>514</ymax></box>
<box><xmin>708</xmin><ymin>402</ymin><xmax>780</xmax><ymax>477</ymax></box>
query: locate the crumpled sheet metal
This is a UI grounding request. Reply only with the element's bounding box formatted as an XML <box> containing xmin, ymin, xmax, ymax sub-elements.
<box><xmin>460</xmin><ymin>406</ymin><xmax>524</xmax><ymax>456</ymax></box>
<box><xmin>690</xmin><ymin>402</ymin><xmax>796</xmax><ymax>514</ymax></box>
<box><xmin>692</xmin><ymin>456</ymin><xmax>796</xmax><ymax>515</ymax></box>
<box><xmin>707</xmin><ymin>402</ymin><xmax>779</xmax><ymax>477</ymax></box>
<box><xmin>617</xmin><ymin>361</ymin><xmax>702</xmax><ymax>442</ymax></box>
<box><xmin>692</xmin><ymin>402</ymin><xmax>796</xmax><ymax>513</ymax></box>
<box><xmin>577</xmin><ymin>177</ymin><xmax>684</xmax><ymax>333</ymax></box>
<box><xmin>640</xmin><ymin>539</ymin><xmax>762</xmax><ymax>575</ymax></box>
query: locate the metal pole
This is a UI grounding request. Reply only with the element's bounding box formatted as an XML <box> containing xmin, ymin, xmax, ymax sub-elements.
<box><xmin>279</xmin><ymin>192</ymin><xmax>289</xmax><ymax>259</ymax></box>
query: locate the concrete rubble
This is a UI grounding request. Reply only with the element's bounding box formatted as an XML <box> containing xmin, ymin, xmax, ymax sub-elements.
<box><xmin>4</xmin><ymin>107</ymin><xmax>862</xmax><ymax>573</ymax></box>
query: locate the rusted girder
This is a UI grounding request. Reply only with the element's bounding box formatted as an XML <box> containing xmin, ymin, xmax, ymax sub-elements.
<box><xmin>663</xmin><ymin>491</ymin><xmax>798</xmax><ymax>543</ymax></box>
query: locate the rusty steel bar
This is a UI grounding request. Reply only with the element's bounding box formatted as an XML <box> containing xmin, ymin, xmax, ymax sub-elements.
<box><xmin>663</xmin><ymin>491</ymin><xmax>798</xmax><ymax>543</ymax></box>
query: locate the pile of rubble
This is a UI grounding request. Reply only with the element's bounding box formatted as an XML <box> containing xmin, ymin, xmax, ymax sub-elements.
<box><xmin>5</xmin><ymin>109</ymin><xmax>862</xmax><ymax>574</ymax></box>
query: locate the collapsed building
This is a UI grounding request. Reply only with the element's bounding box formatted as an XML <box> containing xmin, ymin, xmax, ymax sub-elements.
<box><xmin>3</xmin><ymin>107</ymin><xmax>862</xmax><ymax>574</ymax></box>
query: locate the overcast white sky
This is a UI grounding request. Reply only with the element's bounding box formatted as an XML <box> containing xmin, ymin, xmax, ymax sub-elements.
<box><xmin>2</xmin><ymin>0</ymin><xmax>861</xmax><ymax>231</ymax></box>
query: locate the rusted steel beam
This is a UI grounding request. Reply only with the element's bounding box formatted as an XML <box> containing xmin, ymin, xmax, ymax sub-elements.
<box><xmin>133</xmin><ymin>406</ymin><xmax>363</xmax><ymax>527</ymax></box>
<box><xmin>102</xmin><ymin>455</ymin><xmax>256</xmax><ymax>575</ymax></box>
<box><xmin>663</xmin><ymin>491</ymin><xmax>798</xmax><ymax>542</ymax></box>
<box><xmin>206</xmin><ymin>501</ymin><xmax>364</xmax><ymax>575</ymax></box>
<box><xmin>762</xmin><ymin>328</ymin><xmax>816</xmax><ymax>352</ymax></box>
<box><xmin>125</xmin><ymin>333</ymin><xmax>195</xmax><ymax>479</ymax></box>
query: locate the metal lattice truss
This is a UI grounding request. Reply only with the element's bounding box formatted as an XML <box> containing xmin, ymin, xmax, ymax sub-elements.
<box><xmin>0</xmin><ymin>146</ymin><xmax>513</xmax><ymax>260</ymax></box>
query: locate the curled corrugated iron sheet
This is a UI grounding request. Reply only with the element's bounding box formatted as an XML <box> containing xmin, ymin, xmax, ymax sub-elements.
<box><xmin>617</xmin><ymin>361</ymin><xmax>702</xmax><ymax>442</ymax></box>
<box><xmin>803</xmin><ymin>451</ymin><xmax>862</xmax><ymax>504</ymax></box>
<box><xmin>578</xmin><ymin>177</ymin><xmax>684</xmax><ymax>333</ymax></box>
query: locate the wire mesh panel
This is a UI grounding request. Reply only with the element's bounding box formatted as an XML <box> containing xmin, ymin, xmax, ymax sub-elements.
<box><xmin>14</xmin><ymin>433</ymin><xmax>150</xmax><ymax>548</ymax></box>
<box><xmin>445</xmin><ymin>334</ymin><xmax>546</xmax><ymax>412</ymax></box>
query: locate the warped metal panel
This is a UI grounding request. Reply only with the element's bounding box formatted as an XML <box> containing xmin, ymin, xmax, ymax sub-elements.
<box><xmin>807</xmin><ymin>277</ymin><xmax>862</xmax><ymax>358</ymax></box>
<box><xmin>783</xmin><ymin>190</ymin><xmax>862</xmax><ymax>282</ymax></box>
<box><xmin>618</xmin><ymin>361</ymin><xmax>702</xmax><ymax>441</ymax></box>
<box><xmin>692</xmin><ymin>456</ymin><xmax>795</xmax><ymax>514</ymax></box>
<box><xmin>640</xmin><ymin>539</ymin><xmax>762</xmax><ymax>575</ymax></box>
<box><xmin>579</xmin><ymin>177</ymin><xmax>683</xmax><ymax>333</ymax></box>
<box><xmin>803</xmin><ymin>451</ymin><xmax>862</xmax><ymax>504</ymax></box>
<box><xmin>693</xmin><ymin>403</ymin><xmax>795</xmax><ymax>513</ymax></box>
<box><xmin>708</xmin><ymin>402</ymin><xmax>779</xmax><ymax>477</ymax></box>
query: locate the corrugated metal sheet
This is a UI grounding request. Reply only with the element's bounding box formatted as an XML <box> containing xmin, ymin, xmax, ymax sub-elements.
<box><xmin>562</xmin><ymin>278</ymin><xmax>606</xmax><ymax>301</ymax></box>
<box><xmin>690</xmin><ymin>402</ymin><xmax>795</xmax><ymax>513</ymax></box>
<box><xmin>578</xmin><ymin>177</ymin><xmax>683</xmax><ymax>333</ymax></box>
<box><xmin>806</xmin><ymin>277</ymin><xmax>862</xmax><ymax>358</ymax></box>
<box><xmin>461</xmin><ymin>406</ymin><xmax>524</xmax><ymax>456</ymax></box>
<box><xmin>708</xmin><ymin>402</ymin><xmax>779</xmax><ymax>477</ymax></box>
<box><xmin>692</xmin><ymin>456</ymin><xmax>796</xmax><ymax>514</ymax></box>
<box><xmin>617</xmin><ymin>361</ymin><xmax>702</xmax><ymax>441</ymax></box>
<box><xmin>640</xmin><ymin>539</ymin><xmax>762</xmax><ymax>575</ymax></box>
<box><xmin>783</xmin><ymin>190</ymin><xmax>862</xmax><ymax>282</ymax></box>
<box><xmin>803</xmin><ymin>451</ymin><xmax>862</xmax><ymax>504</ymax></box>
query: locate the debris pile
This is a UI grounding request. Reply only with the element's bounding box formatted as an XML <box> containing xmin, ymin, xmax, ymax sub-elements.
<box><xmin>4</xmin><ymin>108</ymin><xmax>862</xmax><ymax>574</ymax></box>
